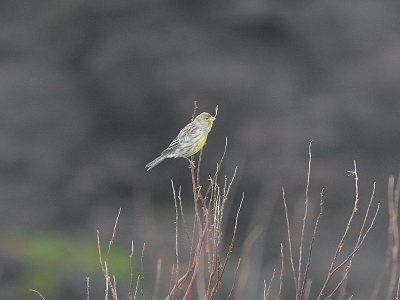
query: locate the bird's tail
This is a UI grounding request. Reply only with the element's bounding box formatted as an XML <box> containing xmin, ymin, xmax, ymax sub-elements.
<box><xmin>145</xmin><ymin>154</ymin><xmax>167</xmax><ymax>171</ymax></box>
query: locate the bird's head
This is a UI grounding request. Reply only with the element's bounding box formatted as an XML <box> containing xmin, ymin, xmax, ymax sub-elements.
<box><xmin>194</xmin><ymin>112</ymin><xmax>216</xmax><ymax>130</ymax></box>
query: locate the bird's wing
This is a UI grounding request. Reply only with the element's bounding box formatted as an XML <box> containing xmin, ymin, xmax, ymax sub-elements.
<box><xmin>162</xmin><ymin>122</ymin><xmax>197</xmax><ymax>155</ymax></box>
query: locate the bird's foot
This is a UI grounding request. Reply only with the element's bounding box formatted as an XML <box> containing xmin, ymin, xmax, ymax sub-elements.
<box><xmin>185</xmin><ymin>158</ymin><xmax>196</xmax><ymax>169</ymax></box>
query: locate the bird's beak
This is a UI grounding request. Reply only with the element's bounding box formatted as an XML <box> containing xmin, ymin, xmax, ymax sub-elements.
<box><xmin>211</xmin><ymin>116</ymin><xmax>216</xmax><ymax>121</ymax></box>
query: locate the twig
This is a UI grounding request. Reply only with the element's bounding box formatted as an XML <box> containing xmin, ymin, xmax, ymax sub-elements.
<box><xmin>105</xmin><ymin>262</ymin><xmax>109</xmax><ymax>300</ymax></box>
<box><xmin>113</xmin><ymin>276</ymin><xmax>118</xmax><ymax>300</ymax></box>
<box><xmin>178</xmin><ymin>185</ymin><xmax>192</xmax><ymax>249</ymax></box>
<box><xmin>86</xmin><ymin>277</ymin><xmax>90</xmax><ymax>300</ymax></box>
<box><xmin>226</xmin><ymin>258</ymin><xmax>241</xmax><ymax>299</ymax></box>
<box><xmin>28</xmin><ymin>289</ymin><xmax>46</xmax><ymax>300</ymax></box>
<box><xmin>141</xmin><ymin>243</ymin><xmax>146</xmax><ymax>300</ymax></box>
<box><xmin>133</xmin><ymin>275</ymin><xmax>141</xmax><ymax>300</ymax></box>
<box><xmin>320</xmin><ymin>202</ymin><xmax>380</xmax><ymax>300</ymax></box>
<box><xmin>191</xmin><ymin>101</ymin><xmax>198</xmax><ymax>121</ymax></box>
<box><xmin>282</xmin><ymin>188</ymin><xmax>298</xmax><ymax>293</ymax></box>
<box><xmin>197</xmin><ymin>149</ymin><xmax>203</xmax><ymax>193</ymax></box>
<box><xmin>277</xmin><ymin>244</ymin><xmax>284</xmax><ymax>300</ymax></box>
<box><xmin>264</xmin><ymin>268</ymin><xmax>276</xmax><ymax>300</ymax></box>
<box><xmin>338</xmin><ymin>182</ymin><xmax>377</xmax><ymax>299</ymax></box>
<box><xmin>128</xmin><ymin>241</ymin><xmax>135</xmax><ymax>300</ymax></box>
<box><xmin>107</xmin><ymin>208</ymin><xmax>121</xmax><ymax>261</ymax></box>
<box><xmin>97</xmin><ymin>209</ymin><xmax>120</xmax><ymax>300</ymax></box>
<box><xmin>387</xmin><ymin>175</ymin><xmax>399</xmax><ymax>300</ymax></box>
<box><xmin>214</xmin><ymin>105</ymin><xmax>219</xmax><ymax>119</ymax></box>
<box><xmin>168</xmin><ymin>265</ymin><xmax>175</xmax><ymax>300</ymax></box>
<box><xmin>300</xmin><ymin>188</ymin><xmax>324</xmax><ymax>299</ymax></box>
<box><xmin>171</xmin><ymin>180</ymin><xmax>180</xmax><ymax>284</ymax></box>
<box><xmin>369</xmin><ymin>176</ymin><xmax>398</xmax><ymax>300</ymax></box>
<box><xmin>316</xmin><ymin>161</ymin><xmax>361</xmax><ymax>300</ymax></box>
<box><xmin>182</xmin><ymin>220</ymin><xmax>209</xmax><ymax>300</ymax></box>
<box><xmin>298</xmin><ymin>141</ymin><xmax>312</xmax><ymax>298</ymax></box>
<box><xmin>207</xmin><ymin>193</ymin><xmax>245</xmax><ymax>300</ymax></box>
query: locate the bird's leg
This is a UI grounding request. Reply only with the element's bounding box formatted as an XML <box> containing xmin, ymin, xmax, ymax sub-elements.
<box><xmin>185</xmin><ymin>157</ymin><xmax>196</xmax><ymax>169</ymax></box>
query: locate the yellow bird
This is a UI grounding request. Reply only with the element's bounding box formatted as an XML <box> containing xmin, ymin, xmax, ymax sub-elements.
<box><xmin>145</xmin><ymin>112</ymin><xmax>216</xmax><ymax>171</ymax></box>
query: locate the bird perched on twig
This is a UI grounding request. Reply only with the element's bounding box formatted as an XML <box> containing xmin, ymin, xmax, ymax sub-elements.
<box><xmin>145</xmin><ymin>111</ymin><xmax>216</xmax><ymax>171</ymax></box>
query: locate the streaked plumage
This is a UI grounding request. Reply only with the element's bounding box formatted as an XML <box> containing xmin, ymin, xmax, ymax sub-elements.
<box><xmin>145</xmin><ymin>112</ymin><xmax>216</xmax><ymax>171</ymax></box>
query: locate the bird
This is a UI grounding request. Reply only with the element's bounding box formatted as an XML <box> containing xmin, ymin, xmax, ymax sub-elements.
<box><xmin>145</xmin><ymin>112</ymin><xmax>216</xmax><ymax>171</ymax></box>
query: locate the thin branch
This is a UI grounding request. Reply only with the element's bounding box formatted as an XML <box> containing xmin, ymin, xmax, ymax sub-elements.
<box><xmin>338</xmin><ymin>182</ymin><xmax>376</xmax><ymax>299</ymax></box>
<box><xmin>264</xmin><ymin>268</ymin><xmax>276</xmax><ymax>300</ymax></box>
<box><xmin>316</xmin><ymin>161</ymin><xmax>361</xmax><ymax>300</ymax></box>
<box><xmin>97</xmin><ymin>230</ymin><xmax>105</xmax><ymax>272</ymax></box>
<box><xmin>214</xmin><ymin>105</ymin><xmax>219</xmax><ymax>119</ymax></box>
<box><xmin>168</xmin><ymin>265</ymin><xmax>175</xmax><ymax>300</ymax></box>
<box><xmin>178</xmin><ymin>185</ymin><xmax>192</xmax><ymax>249</ymax></box>
<box><xmin>298</xmin><ymin>141</ymin><xmax>312</xmax><ymax>297</ymax></box>
<box><xmin>97</xmin><ymin>209</ymin><xmax>120</xmax><ymax>300</ymax></box>
<box><xmin>282</xmin><ymin>188</ymin><xmax>298</xmax><ymax>293</ymax></box>
<box><xmin>86</xmin><ymin>277</ymin><xmax>90</xmax><ymax>300</ymax></box>
<box><xmin>226</xmin><ymin>258</ymin><xmax>241</xmax><ymax>299</ymax></box>
<box><xmin>107</xmin><ymin>208</ymin><xmax>121</xmax><ymax>261</ymax></box>
<box><xmin>370</xmin><ymin>176</ymin><xmax>399</xmax><ymax>300</ymax></box>
<box><xmin>171</xmin><ymin>180</ymin><xmax>180</xmax><ymax>283</ymax></box>
<box><xmin>182</xmin><ymin>219</ymin><xmax>208</xmax><ymax>300</ymax></box>
<box><xmin>133</xmin><ymin>275</ymin><xmax>141</xmax><ymax>300</ymax></box>
<box><xmin>395</xmin><ymin>275</ymin><xmax>400</xmax><ymax>300</ymax></box>
<box><xmin>28</xmin><ymin>289</ymin><xmax>46</xmax><ymax>300</ymax></box>
<box><xmin>276</xmin><ymin>244</ymin><xmax>284</xmax><ymax>300</ymax></box>
<box><xmin>113</xmin><ymin>276</ymin><xmax>118</xmax><ymax>300</ymax></box>
<box><xmin>105</xmin><ymin>262</ymin><xmax>109</xmax><ymax>300</ymax></box>
<box><xmin>141</xmin><ymin>243</ymin><xmax>146</xmax><ymax>300</ymax></box>
<box><xmin>207</xmin><ymin>193</ymin><xmax>245</xmax><ymax>299</ymax></box>
<box><xmin>321</xmin><ymin>202</ymin><xmax>380</xmax><ymax>300</ymax></box>
<box><xmin>191</xmin><ymin>101</ymin><xmax>198</xmax><ymax>121</ymax></box>
<box><xmin>127</xmin><ymin>241</ymin><xmax>135</xmax><ymax>300</ymax></box>
<box><xmin>300</xmin><ymin>188</ymin><xmax>324</xmax><ymax>299</ymax></box>
<box><xmin>387</xmin><ymin>175</ymin><xmax>399</xmax><ymax>300</ymax></box>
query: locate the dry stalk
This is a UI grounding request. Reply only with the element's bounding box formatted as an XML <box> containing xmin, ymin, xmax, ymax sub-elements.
<box><xmin>300</xmin><ymin>188</ymin><xmax>324</xmax><ymax>299</ymax></box>
<box><xmin>165</xmin><ymin>130</ymin><xmax>240</xmax><ymax>300</ymax></box>
<box><xmin>133</xmin><ymin>275</ymin><xmax>141</xmax><ymax>300</ymax></box>
<box><xmin>227</xmin><ymin>258</ymin><xmax>241</xmax><ymax>299</ymax></box>
<box><xmin>29</xmin><ymin>289</ymin><xmax>47</xmax><ymax>300</ymax></box>
<box><xmin>97</xmin><ymin>208</ymin><xmax>121</xmax><ymax>300</ymax></box>
<box><xmin>298</xmin><ymin>141</ymin><xmax>313</xmax><ymax>298</ymax></box>
<box><xmin>171</xmin><ymin>180</ymin><xmax>181</xmax><ymax>287</ymax></box>
<box><xmin>281</xmin><ymin>149</ymin><xmax>380</xmax><ymax>300</ymax></box>
<box><xmin>282</xmin><ymin>188</ymin><xmax>298</xmax><ymax>293</ymax></box>
<box><xmin>86</xmin><ymin>277</ymin><xmax>90</xmax><ymax>300</ymax></box>
<box><xmin>337</xmin><ymin>182</ymin><xmax>377</xmax><ymax>299</ymax></box>
<box><xmin>277</xmin><ymin>243</ymin><xmax>284</xmax><ymax>300</ymax></box>
<box><xmin>316</xmin><ymin>165</ymin><xmax>380</xmax><ymax>300</ymax></box>
<box><xmin>369</xmin><ymin>176</ymin><xmax>399</xmax><ymax>300</ymax></box>
<box><xmin>264</xmin><ymin>268</ymin><xmax>276</xmax><ymax>300</ymax></box>
<box><xmin>386</xmin><ymin>175</ymin><xmax>400</xmax><ymax>300</ymax></box>
<box><xmin>141</xmin><ymin>243</ymin><xmax>146</xmax><ymax>300</ymax></box>
<box><xmin>127</xmin><ymin>241</ymin><xmax>135</xmax><ymax>300</ymax></box>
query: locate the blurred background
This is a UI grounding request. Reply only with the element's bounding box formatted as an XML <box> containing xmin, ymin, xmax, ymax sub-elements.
<box><xmin>1</xmin><ymin>0</ymin><xmax>399</xmax><ymax>299</ymax></box>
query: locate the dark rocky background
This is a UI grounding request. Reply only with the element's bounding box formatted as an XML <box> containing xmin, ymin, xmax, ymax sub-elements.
<box><xmin>0</xmin><ymin>0</ymin><xmax>399</xmax><ymax>299</ymax></box>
